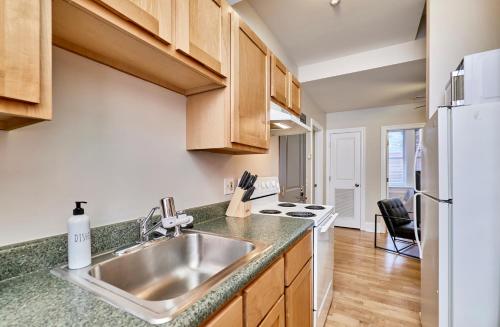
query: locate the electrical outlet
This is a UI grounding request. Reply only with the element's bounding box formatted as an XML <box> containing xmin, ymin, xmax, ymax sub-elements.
<box><xmin>223</xmin><ymin>178</ymin><xmax>235</xmax><ymax>195</ymax></box>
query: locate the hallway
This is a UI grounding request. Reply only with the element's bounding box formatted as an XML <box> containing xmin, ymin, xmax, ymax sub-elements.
<box><xmin>327</xmin><ymin>228</ymin><xmax>421</xmax><ymax>326</ymax></box>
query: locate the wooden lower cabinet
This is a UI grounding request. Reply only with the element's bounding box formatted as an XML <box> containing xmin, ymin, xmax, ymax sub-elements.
<box><xmin>205</xmin><ymin>296</ymin><xmax>243</xmax><ymax>327</ymax></box>
<box><xmin>202</xmin><ymin>232</ymin><xmax>313</xmax><ymax>327</ymax></box>
<box><xmin>284</xmin><ymin>231</ymin><xmax>312</xmax><ymax>286</ymax></box>
<box><xmin>259</xmin><ymin>295</ymin><xmax>285</xmax><ymax>327</ymax></box>
<box><xmin>244</xmin><ymin>258</ymin><xmax>284</xmax><ymax>327</ymax></box>
<box><xmin>285</xmin><ymin>259</ymin><xmax>313</xmax><ymax>327</ymax></box>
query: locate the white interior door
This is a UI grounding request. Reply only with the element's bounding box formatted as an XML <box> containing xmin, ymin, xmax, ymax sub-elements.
<box><xmin>329</xmin><ymin>132</ymin><xmax>361</xmax><ymax>228</ymax></box>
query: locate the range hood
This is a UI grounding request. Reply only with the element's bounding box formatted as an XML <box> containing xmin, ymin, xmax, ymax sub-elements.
<box><xmin>270</xmin><ymin>102</ymin><xmax>311</xmax><ymax>136</ymax></box>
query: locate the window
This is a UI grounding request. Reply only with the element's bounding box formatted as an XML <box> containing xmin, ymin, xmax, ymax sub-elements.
<box><xmin>415</xmin><ymin>128</ymin><xmax>422</xmax><ymax>171</ymax></box>
<box><xmin>388</xmin><ymin>130</ymin><xmax>406</xmax><ymax>186</ymax></box>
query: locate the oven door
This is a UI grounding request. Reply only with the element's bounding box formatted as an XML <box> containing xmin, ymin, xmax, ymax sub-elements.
<box><xmin>314</xmin><ymin>213</ymin><xmax>337</xmax><ymax>327</ymax></box>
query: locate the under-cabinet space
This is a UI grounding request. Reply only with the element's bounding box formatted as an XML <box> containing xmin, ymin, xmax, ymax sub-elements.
<box><xmin>52</xmin><ymin>0</ymin><xmax>226</xmax><ymax>96</ymax></box>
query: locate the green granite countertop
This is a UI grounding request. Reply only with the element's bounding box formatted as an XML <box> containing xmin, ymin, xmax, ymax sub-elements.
<box><xmin>0</xmin><ymin>214</ymin><xmax>312</xmax><ymax>327</ymax></box>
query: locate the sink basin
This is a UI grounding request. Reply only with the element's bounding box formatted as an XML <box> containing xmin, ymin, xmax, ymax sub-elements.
<box><xmin>52</xmin><ymin>230</ymin><xmax>269</xmax><ymax>324</ymax></box>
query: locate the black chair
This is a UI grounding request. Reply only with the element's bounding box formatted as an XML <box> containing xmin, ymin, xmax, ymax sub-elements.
<box><xmin>374</xmin><ymin>198</ymin><xmax>420</xmax><ymax>259</ymax></box>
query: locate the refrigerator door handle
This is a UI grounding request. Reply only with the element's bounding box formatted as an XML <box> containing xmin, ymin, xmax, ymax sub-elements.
<box><xmin>413</xmin><ymin>192</ymin><xmax>423</xmax><ymax>258</ymax></box>
<box><xmin>413</xmin><ymin>144</ymin><xmax>422</xmax><ymax>193</ymax></box>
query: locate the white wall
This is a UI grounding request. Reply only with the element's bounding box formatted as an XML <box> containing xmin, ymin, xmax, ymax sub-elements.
<box><xmin>326</xmin><ymin>104</ymin><xmax>425</xmax><ymax>229</ymax></box>
<box><xmin>0</xmin><ymin>48</ymin><xmax>279</xmax><ymax>246</ymax></box>
<box><xmin>427</xmin><ymin>0</ymin><xmax>500</xmax><ymax>117</ymax></box>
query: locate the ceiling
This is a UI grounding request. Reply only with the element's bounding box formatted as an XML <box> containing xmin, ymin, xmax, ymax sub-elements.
<box><xmin>245</xmin><ymin>0</ymin><xmax>426</xmax><ymax>66</ymax></box>
<box><xmin>302</xmin><ymin>59</ymin><xmax>426</xmax><ymax>112</ymax></box>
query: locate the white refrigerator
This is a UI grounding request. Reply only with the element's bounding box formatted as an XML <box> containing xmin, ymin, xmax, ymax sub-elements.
<box><xmin>419</xmin><ymin>49</ymin><xmax>500</xmax><ymax>327</ymax></box>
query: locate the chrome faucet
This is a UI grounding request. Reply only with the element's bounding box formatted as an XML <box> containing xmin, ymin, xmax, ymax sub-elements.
<box><xmin>138</xmin><ymin>206</ymin><xmax>166</xmax><ymax>243</ymax></box>
<box><xmin>115</xmin><ymin>197</ymin><xmax>193</xmax><ymax>256</ymax></box>
<box><xmin>138</xmin><ymin>197</ymin><xmax>193</xmax><ymax>242</ymax></box>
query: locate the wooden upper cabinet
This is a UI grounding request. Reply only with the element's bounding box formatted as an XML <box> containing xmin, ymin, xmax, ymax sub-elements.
<box><xmin>176</xmin><ymin>0</ymin><xmax>229</xmax><ymax>77</ymax></box>
<box><xmin>288</xmin><ymin>73</ymin><xmax>301</xmax><ymax>116</ymax></box>
<box><xmin>0</xmin><ymin>0</ymin><xmax>40</xmax><ymax>104</ymax></box>
<box><xmin>285</xmin><ymin>259</ymin><xmax>313</xmax><ymax>327</ymax></box>
<box><xmin>53</xmin><ymin>0</ymin><xmax>225</xmax><ymax>97</ymax></box>
<box><xmin>231</xmin><ymin>16</ymin><xmax>270</xmax><ymax>150</ymax></box>
<box><xmin>0</xmin><ymin>0</ymin><xmax>52</xmax><ymax>130</ymax></box>
<box><xmin>185</xmin><ymin>10</ymin><xmax>269</xmax><ymax>154</ymax></box>
<box><xmin>94</xmin><ymin>0</ymin><xmax>172</xmax><ymax>44</ymax></box>
<box><xmin>270</xmin><ymin>54</ymin><xmax>289</xmax><ymax>108</ymax></box>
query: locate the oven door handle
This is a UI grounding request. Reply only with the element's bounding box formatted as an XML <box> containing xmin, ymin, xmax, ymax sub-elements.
<box><xmin>320</xmin><ymin>213</ymin><xmax>338</xmax><ymax>233</ymax></box>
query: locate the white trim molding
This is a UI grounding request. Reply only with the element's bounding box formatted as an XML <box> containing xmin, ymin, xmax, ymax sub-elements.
<box><xmin>310</xmin><ymin>118</ymin><xmax>324</xmax><ymax>204</ymax></box>
<box><xmin>380</xmin><ymin>123</ymin><xmax>425</xmax><ymax>201</ymax></box>
<box><xmin>326</xmin><ymin>127</ymin><xmax>366</xmax><ymax>229</ymax></box>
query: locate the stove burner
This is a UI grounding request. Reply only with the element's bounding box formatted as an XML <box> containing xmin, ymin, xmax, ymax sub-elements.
<box><xmin>305</xmin><ymin>205</ymin><xmax>325</xmax><ymax>210</ymax></box>
<box><xmin>259</xmin><ymin>209</ymin><xmax>282</xmax><ymax>215</ymax></box>
<box><xmin>286</xmin><ymin>211</ymin><xmax>316</xmax><ymax>218</ymax></box>
<box><xmin>278</xmin><ymin>203</ymin><xmax>296</xmax><ymax>207</ymax></box>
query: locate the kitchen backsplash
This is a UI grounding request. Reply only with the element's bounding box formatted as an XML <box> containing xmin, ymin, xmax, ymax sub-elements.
<box><xmin>0</xmin><ymin>201</ymin><xmax>229</xmax><ymax>282</ymax></box>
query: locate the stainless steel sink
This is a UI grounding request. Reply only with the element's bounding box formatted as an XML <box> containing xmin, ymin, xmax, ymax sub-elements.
<box><xmin>52</xmin><ymin>230</ymin><xmax>269</xmax><ymax>324</ymax></box>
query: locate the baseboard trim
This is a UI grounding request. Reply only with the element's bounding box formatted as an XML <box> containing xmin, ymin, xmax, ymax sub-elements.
<box><xmin>362</xmin><ymin>221</ymin><xmax>386</xmax><ymax>233</ymax></box>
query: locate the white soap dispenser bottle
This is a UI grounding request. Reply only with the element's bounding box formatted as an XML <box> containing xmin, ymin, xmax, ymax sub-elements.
<box><xmin>67</xmin><ymin>201</ymin><xmax>91</xmax><ymax>269</ymax></box>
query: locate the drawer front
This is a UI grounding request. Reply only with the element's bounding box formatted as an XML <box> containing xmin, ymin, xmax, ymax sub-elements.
<box><xmin>284</xmin><ymin>231</ymin><xmax>312</xmax><ymax>286</ymax></box>
<box><xmin>244</xmin><ymin>257</ymin><xmax>284</xmax><ymax>327</ymax></box>
<box><xmin>205</xmin><ymin>295</ymin><xmax>243</xmax><ymax>327</ymax></box>
<box><xmin>258</xmin><ymin>295</ymin><xmax>285</xmax><ymax>327</ymax></box>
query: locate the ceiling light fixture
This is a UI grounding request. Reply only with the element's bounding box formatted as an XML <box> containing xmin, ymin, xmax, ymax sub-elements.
<box><xmin>330</xmin><ymin>0</ymin><xmax>341</xmax><ymax>7</ymax></box>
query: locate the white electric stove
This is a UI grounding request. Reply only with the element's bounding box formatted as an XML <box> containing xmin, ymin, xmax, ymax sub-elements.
<box><xmin>249</xmin><ymin>177</ymin><xmax>337</xmax><ymax>327</ymax></box>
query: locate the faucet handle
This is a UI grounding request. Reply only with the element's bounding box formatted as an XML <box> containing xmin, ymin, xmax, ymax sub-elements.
<box><xmin>138</xmin><ymin>207</ymin><xmax>160</xmax><ymax>224</ymax></box>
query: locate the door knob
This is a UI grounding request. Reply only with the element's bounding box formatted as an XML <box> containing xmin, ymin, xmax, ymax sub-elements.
<box><xmin>355</xmin><ymin>184</ymin><xmax>360</xmax><ymax>187</ymax></box>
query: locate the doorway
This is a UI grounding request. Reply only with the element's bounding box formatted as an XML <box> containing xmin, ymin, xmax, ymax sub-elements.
<box><xmin>380</xmin><ymin>124</ymin><xmax>424</xmax><ymax>211</ymax></box>
<box><xmin>327</xmin><ymin>128</ymin><xmax>365</xmax><ymax>229</ymax></box>
<box><xmin>279</xmin><ymin>134</ymin><xmax>307</xmax><ymax>203</ymax></box>
<box><xmin>310</xmin><ymin>119</ymin><xmax>324</xmax><ymax>204</ymax></box>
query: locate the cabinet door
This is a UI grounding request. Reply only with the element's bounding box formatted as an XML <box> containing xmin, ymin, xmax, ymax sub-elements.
<box><xmin>0</xmin><ymin>0</ymin><xmax>40</xmax><ymax>103</ymax></box>
<box><xmin>205</xmin><ymin>296</ymin><xmax>243</xmax><ymax>327</ymax></box>
<box><xmin>176</xmin><ymin>0</ymin><xmax>229</xmax><ymax>77</ymax></box>
<box><xmin>270</xmin><ymin>54</ymin><xmax>288</xmax><ymax>108</ymax></box>
<box><xmin>288</xmin><ymin>73</ymin><xmax>301</xmax><ymax>115</ymax></box>
<box><xmin>231</xmin><ymin>15</ymin><xmax>270</xmax><ymax>150</ymax></box>
<box><xmin>285</xmin><ymin>259</ymin><xmax>313</xmax><ymax>327</ymax></box>
<box><xmin>94</xmin><ymin>0</ymin><xmax>172</xmax><ymax>43</ymax></box>
<box><xmin>259</xmin><ymin>295</ymin><xmax>285</xmax><ymax>327</ymax></box>
<box><xmin>244</xmin><ymin>258</ymin><xmax>284</xmax><ymax>327</ymax></box>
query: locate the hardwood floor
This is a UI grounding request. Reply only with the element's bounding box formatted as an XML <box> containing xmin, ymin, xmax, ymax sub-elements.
<box><xmin>326</xmin><ymin>228</ymin><xmax>421</xmax><ymax>327</ymax></box>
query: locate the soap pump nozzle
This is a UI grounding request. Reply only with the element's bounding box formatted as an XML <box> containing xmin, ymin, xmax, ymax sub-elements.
<box><xmin>73</xmin><ymin>201</ymin><xmax>88</xmax><ymax>215</ymax></box>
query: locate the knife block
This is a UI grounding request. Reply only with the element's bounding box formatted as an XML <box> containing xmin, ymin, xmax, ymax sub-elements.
<box><xmin>226</xmin><ymin>187</ymin><xmax>252</xmax><ymax>218</ymax></box>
